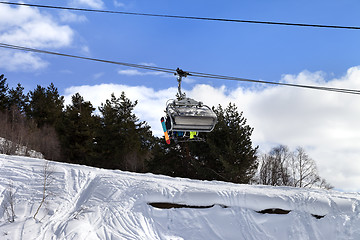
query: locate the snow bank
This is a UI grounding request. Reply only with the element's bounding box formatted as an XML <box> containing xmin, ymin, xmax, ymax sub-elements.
<box><xmin>0</xmin><ymin>154</ymin><xmax>359</xmax><ymax>240</ymax></box>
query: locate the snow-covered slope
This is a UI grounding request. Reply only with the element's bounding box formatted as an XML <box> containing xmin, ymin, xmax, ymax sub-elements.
<box><xmin>0</xmin><ymin>154</ymin><xmax>359</xmax><ymax>240</ymax></box>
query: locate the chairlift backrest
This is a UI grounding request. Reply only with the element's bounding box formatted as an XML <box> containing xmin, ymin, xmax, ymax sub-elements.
<box><xmin>166</xmin><ymin>97</ymin><xmax>217</xmax><ymax>132</ymax></box>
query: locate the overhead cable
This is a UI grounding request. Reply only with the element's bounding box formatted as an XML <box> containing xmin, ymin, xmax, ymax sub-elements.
<box><xmin>1</xmin><ymin>1</ymin><xmax>360</xmax><ymax>30</ymax></box>
<box><xmin>0</xmin><ymin>43</ymin><xmax>174</xmax><ymax>74</ymax></box>
<box><xmin>1</xmin><ymin>42</ymin><xmax>360</xmax><ymax>95</ymax></box>
<box><xmin>188</xmin><ymin>71</ymin><xmax>360</xmax><ymax>95</ymax></box>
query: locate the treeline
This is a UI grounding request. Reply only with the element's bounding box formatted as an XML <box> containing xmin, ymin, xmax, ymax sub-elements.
<box><xmin>0</xmin><ymin>74</ymin><xmax>154</xmax><ymax>171</ymax></box>
<box><xmin>0</xmin><ymin>74</ymin><xmax>332</xmax><ymax>189</ymax></box>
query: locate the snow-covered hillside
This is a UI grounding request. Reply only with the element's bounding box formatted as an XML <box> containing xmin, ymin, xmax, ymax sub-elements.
<box><xmin>0</xmin><ymin>154</ymin><xmax>359</xmax><ymax>240</ymax></box>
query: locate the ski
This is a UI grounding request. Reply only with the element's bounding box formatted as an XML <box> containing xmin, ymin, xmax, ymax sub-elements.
<box><xmin>161</xmin><ymin>117</ymin><xmax>171</xmax><ymax>144</ymax></box>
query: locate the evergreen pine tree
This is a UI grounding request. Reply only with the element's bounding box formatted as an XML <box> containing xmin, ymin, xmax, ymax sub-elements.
<box><xmin>147</xmin><ymin>139</ymin><xmax>185</xmax><ymax>177</ymax></box>
<box><xmin>98</xmin><ymin>92</ymin><xmax>153</xmax><ymax>171</ymax></box>
<box><xmin>8</xmin><ymin>83</ymin><xmax>28</xmax><ymax>113</ymax></box>
<box><xmin>26</xmin><ymin>83</ymin><xmax>64</xmax><ymax>160</ymax></box>
<box><xmin>26</xmin><ymin>83</ymin><xmax>64</xmax><ymax>128</ymax></box>
<box><xmin>206</xmin><ymin>103</ymin><xmax>258</xmax><ymax>183</ymax></box>
<box><xmin>0</xmin><ymin>74</ymin><xmax>9</xmax><ymax>111</ymax></box>
<box><xmin>62</xmin><ymin>93</ymin><xmax>100</xmax><ymax>165</ymax></box>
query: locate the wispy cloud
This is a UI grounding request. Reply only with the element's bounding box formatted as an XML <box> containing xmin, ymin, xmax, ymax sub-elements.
<box><xmin>118</xmin><ymin>69</ymin><xmax>171</xmax><ymax>77</ymax></box>
<box><xmin>59</xmin><ymin>10</ymin><xmax>87</xmax><ymax>23</ymax></box>
<box><xmin>139</xmin><ymin>62</ymin><xmax>157</xmax><ymax>67</ymax></box>
<box><xmin>0</xmin><ymin>50</ymin><xmax>48</xmax><ymax>71</ymax></box>
<box><xmin>93</xmin><ymin>72</ymin><xmax>104</xmax><ymax>79</ymax></box>
<box><xmin>183</xmin><ymin>77</ymin><xmax>196</xmax><ymax>84</ymax></box>
<box><xmin>113</xmin><ymin>0</ymin><xmax>125</xmax><ymax>8</ymax></box>
<box><xmin>70</xmin><ymin>0</ymin><xmax>104</xmax><ymax>9</ymax></box>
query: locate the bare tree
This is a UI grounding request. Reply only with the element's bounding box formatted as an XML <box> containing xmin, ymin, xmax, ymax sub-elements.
<box><xmin>0</xmin><ymin>111</ymin><xmax>16</xmax><ymax>155</ymax></box>
<box><xmin>33</xmin><ymin>160</ymin><xmax>55</xmax><ymax>221</ymax></box>
<box><xmin>0</xmin><ymin>109</ymin><xmax>32</xmax><ymax>156</ymax></box>
<box><xmin>258</xmin><ymin>145</ymin><xmax>332</xmax><ymax>189</ymax></box>
<box><xmin>0</xmin><ymin>111</ymin><xmax>9</xmax><ymax>139</ymax></box>
<box><xmin>318</xmin><ymin>177</ymin><xmax>334</xmax><ymax>190</ymax></box>
<box><xmin>2</xmin><ymin>181</ymin><xmax>16</xmax><ymax>223</ymax></box>
<box><xmin>259</xmin><ymin>145</ymin><xmax>292</xmax><ymax>186</ymax></box>
<box><xmin>290</xmin><ymin>147</ymin><xmax>320</xmax><ymax>188</ymax></box>
<box><xmin>0</xmin><ymin>108</ymin><xmax>60</xmax><ymax>159</ymax></box>
<box><xmin>259</xmin><ymin>154</ymin><xmax>279</xmax><ymax>186</ymax></box>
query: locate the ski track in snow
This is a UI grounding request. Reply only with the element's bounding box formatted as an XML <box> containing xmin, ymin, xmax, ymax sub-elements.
<box><xmin>0</xmin><ymin>154</ymin><xmax>360</xmax><ymax>240</ymax></box>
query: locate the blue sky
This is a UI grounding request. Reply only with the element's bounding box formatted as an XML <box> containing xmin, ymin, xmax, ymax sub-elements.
<box><xmin>2</xmin><ymin>0</ymin><xmax>360</xmax><ymax>91</ymax></box>
<box><xmin>1</xmin><ymin>0</ymin><xmax>360</xmax><ymax>191</ymax></box>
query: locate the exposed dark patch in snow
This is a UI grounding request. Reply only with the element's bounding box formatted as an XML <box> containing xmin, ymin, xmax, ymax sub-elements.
<box><xmin>148</xmin><ymin>202</ymin><xmax>229</xmax><ymax>209</ymax></box>
<box><xmin>257</xmin><ymin>208</ymin><xmax>291</xmax><ymax>215</ymax></box>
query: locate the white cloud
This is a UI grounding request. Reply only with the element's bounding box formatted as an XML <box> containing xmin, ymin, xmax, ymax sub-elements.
<box><xmin>64</xmin><ymin>66</ymin><xmax>360</xmax><ymax>191</ymax></box>
<box><xmin>118</xmin><ymin>69</ymin><xmax>171</xmax><ymax>77</ymax></box>
<box><xmin>118</xmin><ymin>69</ymin><xmax>146</xmax><ymax>76</ymax></box>
<box><xmin>183</xmin><ymin>77</ymin><xmax>196</xmax><ymax>84</ymax></box>
<box><xmin>0</xmin><ymin>4</ymin><xmax>75</xmax><ymax>71</ymax></box>
<box><xmin>59</xmin><ymin>10</ymin><xmax>87</xmax><ymax>23</ymax></box>
<box><xmin>93</xmin><ymin>72</ymin><xmax>104</xmax><ymax>79</ymax></box>
<box><xmin>113</xmin><ymin>1</ymin><xmax>125</xmax><ymax>8</ymax></box>
<box><xmin>139</xmin><ymin>63</ymin><xmax>157</xmax><ymax>67</ymax></box>
<box><xmin>70</xmin><ymin>0</ymin><xmax>104</xmax><ymax>9</ymax></box>
<box><xmin>81</xmin><ymin>45</ymin><xmax>90</xmax><ymax>55</ymax></box>
<box><xmin>0</xmin><ymin>5</ymin><xmax>73</xmax><ymax>48</ymax></box>
<box><xmin>0</xmin><ymin>49</ymin><xmax>48</xmax><ymax>71</ymax></box>
<box><xmin>60</xmin><ymin>69</ymin><xmax>73</xmax><ymax>74</ymax></box>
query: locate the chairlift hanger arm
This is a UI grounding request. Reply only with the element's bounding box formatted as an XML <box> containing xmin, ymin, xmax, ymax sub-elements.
<box><xmin>175</xmin><ymin>68</ymin><xmax>190</xmax><ymax>99</ymax></box>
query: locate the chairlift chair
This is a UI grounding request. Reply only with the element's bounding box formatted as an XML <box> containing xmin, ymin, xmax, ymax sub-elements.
<box><xmin>166</xmin><ymin>98</ymin><xmax>217</xmax><ymax>132</ymax></box>
<box><xmin>161</xmin><ymin>68</ymin><xmax>217</xmax><ymax>143</ymax></box>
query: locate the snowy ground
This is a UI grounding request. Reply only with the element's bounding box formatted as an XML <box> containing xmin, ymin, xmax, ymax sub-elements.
<box><xmin>0</xmin><ymin>154</ymin><xmax>360</xmax><ymax>240</ymax></box>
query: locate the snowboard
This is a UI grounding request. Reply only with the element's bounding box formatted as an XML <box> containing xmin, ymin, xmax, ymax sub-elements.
<box><xmin>161</xmin><ymin>117</ymin><xmax>171</xmax><ymax>144</ymax></box>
